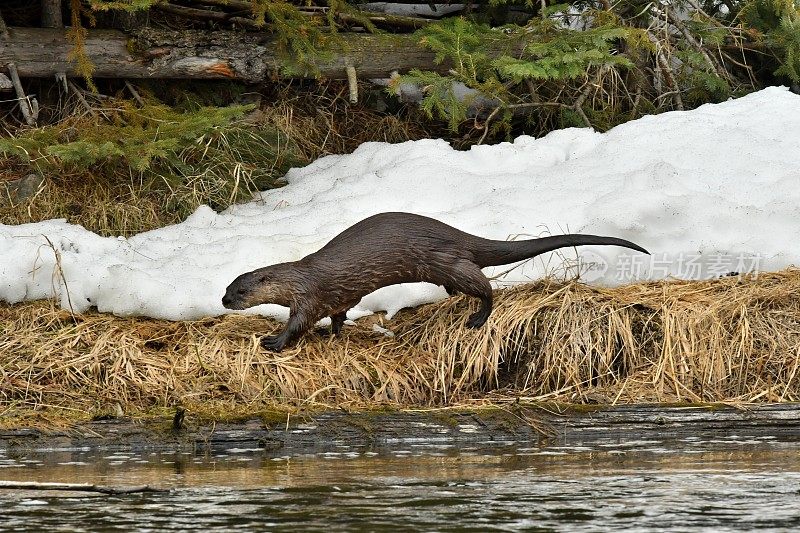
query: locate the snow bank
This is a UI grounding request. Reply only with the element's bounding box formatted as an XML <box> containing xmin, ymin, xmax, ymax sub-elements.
<box><xmin>2</xmin><ymin>87</ymin><xmax>799</xmax><ymax>321</ymax></box>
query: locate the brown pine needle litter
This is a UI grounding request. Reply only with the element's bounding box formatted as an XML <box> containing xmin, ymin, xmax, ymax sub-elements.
<box><xmin>2</xmin><ymin>269</ymin><xmax>800</xmax><ymax>419</ymax></box>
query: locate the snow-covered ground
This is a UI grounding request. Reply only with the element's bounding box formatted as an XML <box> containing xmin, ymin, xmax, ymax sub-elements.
<box><xmin>1</xmin><ymin>87</ymin><xmax>799</xmax><ymax>322</ymax></box>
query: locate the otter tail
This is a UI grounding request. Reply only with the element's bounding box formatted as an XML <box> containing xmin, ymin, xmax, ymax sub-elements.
<box><xmin>472</xmin><ymin>234</ymin><xmax>649</xmax><ymax>268</ymax></box>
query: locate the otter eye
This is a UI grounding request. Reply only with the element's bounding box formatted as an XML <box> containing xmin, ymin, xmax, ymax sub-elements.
<box><xmin>260</xmin><ymin>277</ymin><xmax>268</xmax><ymax>283</ymax></box>
<box><xmin>237</xmin><ymin>288</ymin><xmax>246</xmax><ymax>295</ymax></box>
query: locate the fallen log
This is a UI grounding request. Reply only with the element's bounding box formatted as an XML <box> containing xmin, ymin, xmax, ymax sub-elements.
<box><xmin>0</xmin><ymin>26</ymin><xmax>491</xmax><ymax>81</ymax></box>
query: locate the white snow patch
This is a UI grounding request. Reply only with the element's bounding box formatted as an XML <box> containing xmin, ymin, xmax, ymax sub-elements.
<box><xmin>1</xmin><ymin>87</ymin><xmax>799</xmax><ymax>322</ymax></box>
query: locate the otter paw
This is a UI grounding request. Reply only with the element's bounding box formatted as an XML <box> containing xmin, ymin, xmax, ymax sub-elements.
<box><xmin>260</xmin><ymin>335</ymin><xmax>286</xmax><ymax>352</ymax></box>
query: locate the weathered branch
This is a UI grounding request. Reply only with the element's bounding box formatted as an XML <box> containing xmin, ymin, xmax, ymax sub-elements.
<box><xmin>338</xmin><ymin>12</ymin><xmax>431</xmax><ymax>30</ymax></box>
<box><xmin>164</xmin><ymin>1</ymin><xmax>431</xmax><ymax>31</ymax></box>
<box><xmin>0</xmin><ymin>480</ymin><xmax>166</xmax><ymax>495</ymax></box>
<box><xmin>155</xmin><ymin>2</ymin><xmax>263</xmax><ymax>28</ymax></box>
<box><xmin>0</xmin><ymin>26</ymin><xmax>506</xmax><ymax>81</ymax></box>
<box><xmin>193</xmin><ymin>0</ymin><xmax>254</xmax><ymax>10</ymax></box>
<box><xmin>6</xmin><ymin>63</ymin><xmax>37</xmax><ymax>125</ymax></box>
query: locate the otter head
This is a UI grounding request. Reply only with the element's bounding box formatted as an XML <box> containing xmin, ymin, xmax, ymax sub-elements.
<box><xmin>222</xmin><ymin>268</ymin><xmax>290</xmax><ymax>310</ymax></box>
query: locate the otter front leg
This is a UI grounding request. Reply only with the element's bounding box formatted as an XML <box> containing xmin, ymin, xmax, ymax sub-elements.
<box><xmin>261</xmin><ymin>308</ymin><xmax>313</xmax><ymax>352</ymax></box>
<box><xmin>260</xmin><ymin>333</ymin><xmax>291</xmax><ymax>352</ymax></box>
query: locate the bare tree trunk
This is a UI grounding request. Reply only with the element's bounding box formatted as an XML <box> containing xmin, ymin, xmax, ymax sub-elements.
<box><xmin>41</xmin><ymin>0</ymin><xmax>63</xmax><ymax>29</ymax></box>
<box><xmin>40</xmin><ymin>0</ymin><xmax>68</xmax><ymax>97</ymax></box>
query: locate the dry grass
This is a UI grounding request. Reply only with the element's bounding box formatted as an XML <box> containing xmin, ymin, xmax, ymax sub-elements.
<box><xmin>2</xmin><ymin>270</ymin><xmax>800</xmax><ymax>419</ymax></box>
<box><xmin>255</xmin><ymin>80</ymin><xmax>436</xmax><ymax>161</ymax></box>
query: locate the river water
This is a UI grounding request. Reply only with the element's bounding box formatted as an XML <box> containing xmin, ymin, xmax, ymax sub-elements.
<box><xmin>2</xmin><ymin>435</ymin><xmax>800</xmax><ymax>531</ymax></box>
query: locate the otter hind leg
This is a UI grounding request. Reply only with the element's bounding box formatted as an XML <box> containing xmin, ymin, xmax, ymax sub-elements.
<box><xmin>316</xmin><ymin>312</ymin><xmax>347</xmax><ymax>337</ymax></box>
<box><xmin>465</xmin><ymin>295</ymin><xmax>492</xmax><ymax>328</ymax></box>
<box><xmin>331</xmin><ymin>312</ymin><xmax>347</xmax><ymax>334</ymax></box>
<box><xmin>432</xmin><ymin>259</ymin><xmax>493</xmax><ymax>329</ymax></box>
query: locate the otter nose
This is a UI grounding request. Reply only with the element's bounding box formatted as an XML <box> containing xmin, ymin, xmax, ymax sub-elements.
<box><xmin>222</xmin><ymin>295</ymin><xmax>232</xmax><ymax>307</ymax></box>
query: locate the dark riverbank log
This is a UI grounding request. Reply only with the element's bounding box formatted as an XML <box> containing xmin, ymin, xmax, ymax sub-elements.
<box><xmin>0</xmin><ymin>26</ymin><xmax>486</xmax><ymax>81</ymax></box>
<box><xmin>2</xmin><ymin>404</ymin><xmax>799</xmax><ymax>454</ymax></box>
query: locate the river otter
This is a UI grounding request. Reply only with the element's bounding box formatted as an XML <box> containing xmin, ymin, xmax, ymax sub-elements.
<box><xmin>222</xmin><ymin>212</ymin><xmax>648</xmax><ymax>352</ymax></box>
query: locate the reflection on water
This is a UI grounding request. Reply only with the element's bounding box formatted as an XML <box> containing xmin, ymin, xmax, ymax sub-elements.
<box><xmin>2</xmin><ymin>435</ymin><xmax>800</xmax><ymax>532</ymax></box>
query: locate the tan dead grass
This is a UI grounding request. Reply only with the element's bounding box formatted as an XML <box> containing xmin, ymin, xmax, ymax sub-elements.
<box><xmin>2</xmin><ymin>270</ymin><xmax>799</xmax><ymax>418</ymax></box>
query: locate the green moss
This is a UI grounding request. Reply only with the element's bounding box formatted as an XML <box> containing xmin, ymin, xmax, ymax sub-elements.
<box><xmin>341</xmin><ymin>415</ymin><xmax>377</xmax><ymax>437</ymax></box>
<box><xmin>429</xmin><ymin>411</ymin><xmax>461</xmax><ymax>428</ymax></box>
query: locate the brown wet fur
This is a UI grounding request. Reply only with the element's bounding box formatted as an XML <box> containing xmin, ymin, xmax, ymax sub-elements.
<box><xmin>222</xmin><ymin>212</ymin><xmax>649</xmax><ymax>351</ymax></box>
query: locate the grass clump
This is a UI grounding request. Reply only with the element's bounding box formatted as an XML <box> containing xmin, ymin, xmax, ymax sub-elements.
<box><xmin>0</xmin><ymin>82</ymin><xmax>434</xmax><ymax>236</ymax></box>
<box><xmin>2</xmin><ymin>270</ymin><xmax>799</xmax><ymax>418</ymax></box>
<box><xmin>0</xmin><ymin>99</ymin><xmax>299</xmax><ymax>236</ymax></box>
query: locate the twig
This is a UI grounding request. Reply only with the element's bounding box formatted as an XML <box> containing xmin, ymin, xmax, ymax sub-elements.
<box><xmin>67</xmin><ymin>80</ymin><xmax>97</xmax><ymax>118</ymax></box>
<box><xmin>229</xmin><ymin>16</ymin><xmax>264</xmax><ymax>28</ymax></box>
<box><xmin>0</xmin><ymin>481</ymin><xmax>167</xmax><ymax>495</ymax></box>
<box><xmin>346</xmin><ymin>64</ymin><xmax>358</xmax><ymax>103</ymax></box>
<box><xmin>660</xmin><ymin>5</ymin><xmax>731</xmax><ymax>82</ymax></box>
<box><xmin>6</xmin><ymin>63</ymin><xmax>37</xmax><ymax>126</ymax></box>
<box><xmin>572</xmin><ymin>67</ymin><xmax>606</xmax><ymax>128</ymax></box>
<box><xmin>42</xmin><ymin>235</ymin><xmax>76</xmax><ymax>320</ymax></box>
<box><xmin>55</xmin><ymin>72</ymin><xmax>68</xmax><ymax>94</ymax></box>
<box><xmin>125</xmin><ymin>81</ymin><xmax>146</xmax><ymax>106</ymax></box>
<box><xmin>646</xmin><ymin>32</ymin><xmax>684</xmax><ymax>110</ymax></box>
<box><xmin>479</xmin><ymin>66</ymin><xmax>604</xmax><ymax>144</ymax></box>
<box><xmin>655</xmin><ymin>90</ymin><xmax>681</xmax><ymax>102</ymax></box>
<box><xmin>720</xmin><ymin>43</ymin><xmax>768</xmax><ymax>54</ymax></box>
<box><xmin>478</xmin><ymin>101</ymin><xmax>566</xmax><ymax>144</ymax></box>
<box><xmin>684</xmin><ymin>0</ymin><xmax>725</xmax><ymax>27</ymax></box>
<box><xmin>721</xmin><ymin>51</ymin><xmax>756</xmax><ymax>86</ymax></box>
<box><xmin>477</xmin><ymin>105</ymin><xmax>502</xmax><ymax>145</ymax></box>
